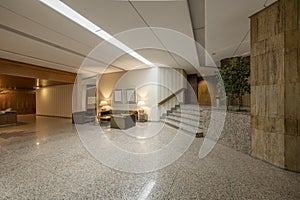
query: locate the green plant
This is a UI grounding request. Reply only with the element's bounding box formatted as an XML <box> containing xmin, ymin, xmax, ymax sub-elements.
<box><xmin>217</xmin><ymin>56</ymin><xmax>250</xmax><ymax>111</ymax></box>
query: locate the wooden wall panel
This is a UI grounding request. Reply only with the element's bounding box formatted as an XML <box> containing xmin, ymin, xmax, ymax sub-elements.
<box><xmin>198</xmin><ymin>80</ymin><xmax>211</xmax><ymax>106</ymax></box>
<box><xmin>0</xmin><ymin>58</ymin><xmax>76</xmax><ymax>84</ymax></box>
<box><xmin>0</xmin><ymin>90</ymin><xmax>36</xmax><ymax>114</ymax></box>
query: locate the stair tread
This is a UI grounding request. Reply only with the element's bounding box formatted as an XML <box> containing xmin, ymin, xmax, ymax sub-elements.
<box><xmin>166</xmin><ymin>116</ymin><xmax>202</xmax><ymax>126</ymax></box>
<box><xmin>169</xmin><ymin>113</ymin><xmax>203</xmax><ymax>121</ymax></box>
<box><xmin>166</xmin><ymin>115</ymin><xmax>199</xmax><ymax>124</ymax></box>
<box><xmin>164</xmin><ymin>119</ymin><xmax>203</xmax><ymax>132</ymax></box>
<box><xmin>160</xmin><ymin>104</ymin><xmax>206</xmax><ymax>135</ymax></box>
<box><xmin>164</xmin><ymin>120</ymin><xmax>203</xmax><ymax>134</ymax></box>
<box><xmin>174</xmin><ymin>109</ymin><xmax>202</xmax><ymax>112</ymax></box>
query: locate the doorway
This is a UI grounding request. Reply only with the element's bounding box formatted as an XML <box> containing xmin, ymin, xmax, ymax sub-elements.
<box><xmin>198</xmin><ymin>80</ymin><xmax>211</xmax><ymax>106</ymax></box>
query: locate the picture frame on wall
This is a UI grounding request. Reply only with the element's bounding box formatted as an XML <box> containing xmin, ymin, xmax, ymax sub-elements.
<box><xmin>113</xmin><ymin>89</ymin><xmax>123</xmax><ymax>103</ymax></box>
<box><xmin>126</xmin><ymin>88</ymin><xmax>136</xmax><ymax>104</ymax></box>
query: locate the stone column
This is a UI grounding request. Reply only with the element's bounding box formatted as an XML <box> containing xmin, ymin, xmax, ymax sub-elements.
<box><xmin>250</xmin><ymin>0</ymin><xmax>300</xmax><ymax>172</ymax></box>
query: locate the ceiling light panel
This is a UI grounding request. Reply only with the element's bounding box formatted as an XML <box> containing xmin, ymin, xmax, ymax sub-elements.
<box><xmin>40</xmin><ymin>0</ymin><xmax>101</xmax><ymax>33</ymax></box>
<box><xmin>40</xmin><ymin>0</ymin><xmax>154</xmax><ymax>67</ymax></box>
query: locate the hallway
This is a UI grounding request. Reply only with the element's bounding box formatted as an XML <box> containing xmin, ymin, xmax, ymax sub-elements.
<box><xmin>0</xmin><ymin>115</ymin><xmax>299</xmax><ymax>199</ymax></box>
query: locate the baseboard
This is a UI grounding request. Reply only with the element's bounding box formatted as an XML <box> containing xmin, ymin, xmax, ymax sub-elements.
<box><xmin>36</xmin><ymin>114</ymin><xmax>72</xmax><ymax>119</ymax></box>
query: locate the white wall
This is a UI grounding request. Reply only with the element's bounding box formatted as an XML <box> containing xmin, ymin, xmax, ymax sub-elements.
<box><xmin>72</xmin><ymin>75</ymin><xmax>97</xmax><ymax>112</ymax></box>
<box><xmin>97</xmin><ymin>67</ymin><xmax>187</xmax><ymax>121</ymax></box>
<box><xmin>158</xmin><ymin>68</ymin><xmax>186</xmax><ymax>102</ymax></box>
<box><xmin>157</xmin><ymin>68</ymin><xmax>187</xmax><ymax>116</ymax></box>
<box><xmin>112</xmin><ymin>68</ymin><xmax>159</xmax><ymax>121</ymax></box>
<box><xmin>36</xmin><ymin>84</ymin><xmax>73</xmax><ymax>118</ymax></box>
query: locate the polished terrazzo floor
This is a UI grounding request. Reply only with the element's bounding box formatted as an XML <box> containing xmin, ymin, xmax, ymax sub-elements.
<box><xmin>0</xmin><ymin>115</ymin><xmax>299</xmax><ymax>199</ymax></box>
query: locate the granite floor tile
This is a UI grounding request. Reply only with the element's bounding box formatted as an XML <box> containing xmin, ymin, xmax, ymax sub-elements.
<box><xmin>1</xmin><ymin>115</ymin><xmax>300</xmax><ymax>199</ymax></box>
<box><xmin>72</xmin><ymin>172</ymin><xmax>149</xmax><ymax>200</ymax></box>
<box><xmin>0</xmin><ymin>162</ymin><xmax>81</xmax><ymax>199</ymax></box>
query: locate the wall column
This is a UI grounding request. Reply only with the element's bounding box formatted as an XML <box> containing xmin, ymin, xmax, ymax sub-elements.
<box><xmin>250</xmin><ymin>0</ymin><xmax>300</xmax><ymax>172</ymax></box>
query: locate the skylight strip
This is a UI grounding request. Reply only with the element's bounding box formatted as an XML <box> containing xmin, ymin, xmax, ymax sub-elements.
<box><xmin>95</xmin><ymin>29</ymin><xmax>113</xmax><ymax>41</ymax></box>
<box><xmin>94</xmin><ymin>30</ymin><xmax>132</xmax><ymax>53</ymax></box>
<box><xmin>129</xmin><ymin>52</ymin><xmax>154</xmax><ymax>66</ymax></box>
<box><xmin>40</xmin><ymin>0</ymin><xmax>154</xmax><ymax>67</ymax></box>
<box><xmin>40</xmin><ymin>0</ymin><xmax>100</xmax><ymax>33</ymax></box>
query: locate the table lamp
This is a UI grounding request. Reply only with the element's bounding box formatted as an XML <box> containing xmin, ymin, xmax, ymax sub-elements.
<box><xmin>100</xmin><ymin>100</ymin><xmax>108</xmax><ymax>111</ymax></box>
<box><xmin>137</xmin><ymin>100</ymin><xmax>145</xmax><ymax>114</ymax></box>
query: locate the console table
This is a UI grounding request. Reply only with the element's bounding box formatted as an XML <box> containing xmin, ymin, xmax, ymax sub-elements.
<box><xmin>138</xmin><ymin>114</ymin><xmax>148</xmax><ymax>122</ymax></box>
<box><xmin>99</xmin><ymin>115</ymin><xmax>111</xmax><ymax>126</ymax></box>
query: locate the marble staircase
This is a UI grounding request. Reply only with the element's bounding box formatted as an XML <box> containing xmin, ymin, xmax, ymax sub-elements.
<box><xmin>161</xmin><ymin>104</ymin><xmax>204</xmax><ymax>137</ymax></box>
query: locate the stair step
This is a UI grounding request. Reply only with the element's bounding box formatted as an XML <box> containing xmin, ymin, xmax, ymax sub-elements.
<box><xmin>164</xmin><ymin>119</ymin><xmax>202</xmax><ymax>133</ymax></box>
<box><xmin>160</xmin><ymin>104</ymin><xmax>205</xmax><ymax>137</ymax></box>
<box><xmin>179</xmin><ymin>104</ymin><xmax>202</xmax><ymax>110</ymax></box>
<box><xmin>166</xmin><ymin>115</ymin><xmax>201</xmax><ymax>127</ymax></box>
<box><xmin>164</xmin><ymin>118</ymin><xmax>203</xmax><ymax>135</ymax></box>
<box><xmin>169</xmin><ymin>112</ymin><xmax>204</xmax><ymax>122</ymax></box>
<box><xmin>174</xmin><ymin>109</ymin><xmax>202</xmax><ymax>116</ymax></box>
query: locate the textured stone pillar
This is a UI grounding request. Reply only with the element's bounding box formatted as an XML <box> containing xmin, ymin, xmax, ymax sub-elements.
<box><xmin>250</xmin><ymin>0</ymin><xmax>300</xmax><ymax>172</ymax></box>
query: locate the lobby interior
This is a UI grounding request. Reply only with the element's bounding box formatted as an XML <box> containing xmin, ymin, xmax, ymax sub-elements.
<box><xmin>1</xmin><ymin>0</ymin><xmax>300</xmax><ymax>199</ymax></box>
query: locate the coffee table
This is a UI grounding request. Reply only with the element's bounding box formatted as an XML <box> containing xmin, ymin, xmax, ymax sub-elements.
<box><xmin>110</xmin><ymin>114</ymin><xmax>136</xmax><ymax>129</ymax></box>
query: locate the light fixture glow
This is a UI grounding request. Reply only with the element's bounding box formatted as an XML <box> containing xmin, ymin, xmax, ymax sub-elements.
<box><xmin>137</xmin><ymin>100</ymin><xmax>145</xmax><ymax>107</ymax></box>
<box><xmin>40</xmin><ymin>0</ymin><xmax>154</xmax><ymax>67</ymax></box>
<box><xmin>99</xmin><ymin>100</ymin><xmax>108</xmax><ymax>107</ymax></box>
<box><xmin>95</xmin><ymin>29</ymin><xmax>113</xmax><ymax>41</ymax></box>
<box><xmin>129</xmin><ymin>52</ymin><xmax>154</xmax><ymax>66</ymax></box>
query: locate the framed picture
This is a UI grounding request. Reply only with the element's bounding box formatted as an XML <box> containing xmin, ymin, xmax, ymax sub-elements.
<box><xmin>87</xmin><ymin>97</ymin><xmax>96</xmax><ymax>105</ymax></box>
<box><xmin>126</xmin><ymin>88</ymin><xmax>136</xmax><ymax>104</ymax></box>
<box><xmin>113</xmin><ymin>89</ymin><xmax>123</xmax><ymax>103</ymax></box>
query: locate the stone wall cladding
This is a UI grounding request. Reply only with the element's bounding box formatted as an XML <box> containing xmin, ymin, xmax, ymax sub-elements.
<box><xmin>201</xmin><ymin>108</ymin><xmax>251</xmax><ymax>154</ymax></box>
<box><xmin>250</xmin><ymin>0</ymin><xmax>300</xmax><ymax>171</ymax></box>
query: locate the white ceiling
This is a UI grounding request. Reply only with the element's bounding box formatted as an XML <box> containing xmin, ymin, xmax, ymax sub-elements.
<box><xmin>205</xmin><ymin>0</ymin><xmax>277</xmax><ymax>66</ymax></box>
<box><xmin>0</xmin><ymin>0</ymin><xmax>200</xmax><ymax>76</ymax></box>
<box><xmin>0</xmin><ymin>0</ymin><xmax>278</xmax><ymax>77</ymax></box>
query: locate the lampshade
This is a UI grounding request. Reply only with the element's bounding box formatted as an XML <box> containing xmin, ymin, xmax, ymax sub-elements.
<box><xmin>99</xmin><ymin>100</ymin><xmax>108</xmax><ymax>106</ymax></box>
<box><xmin>137</xmin><ymin>100</ymin><xmax>145</xmax><ymax>107</ymax></box>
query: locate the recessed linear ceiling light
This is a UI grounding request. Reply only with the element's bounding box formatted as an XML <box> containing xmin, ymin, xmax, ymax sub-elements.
<box><xmin>40</xmin><ymin>0</ymin><xmax>154</xmax><ymax>67</ymax></box>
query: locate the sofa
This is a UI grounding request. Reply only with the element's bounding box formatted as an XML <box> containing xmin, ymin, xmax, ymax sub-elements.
<box><xmin>72</xmin><ymin>108</ymin><xmax>96</xmax><ymax>124</ymax></box>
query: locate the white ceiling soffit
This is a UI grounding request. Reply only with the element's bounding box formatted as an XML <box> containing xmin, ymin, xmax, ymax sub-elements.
<box><xmin>135</xmin><ymin>49</ymin><xmax>215</xmax><ymax>76</ymax></box>
<box><xmin>61</xmin><ymin>0</ymin><xmax>148</xmax><ymax>36</ymax></box>
<box><xmin>188</xmin><ymin>0</ymin><xmax>205</xmax><ymax>47</ymax></box>
<box><xmin>62</xmin><ymin>0</ymin><xmax>198</xmax><ymax>73</ymax></box>
<box><xmin>0</xmin><ymin>0</ymin><xmax>197</xmax><ymax>75</ymax></box>
<box><xmin>111</xmin><ymin>53</ymin><xmax>145</xmax><ymax>71</ymax></box>
<box><xmin>0</xmin><ymin>0</ymin><xmax>112</xmax><ymax>75</ymax></box>
<box><xmin>130</xmin><ymin>0</ymin><xmax>194</xmax><ymax>38</ymax></box>
<box><xmin>0</xmin><ymin>28</ymin><xmax>84</xmax><ymax>68</ymax></box>
<box><xmin>205</xmin><ymin>0</ymin><xmax>277</xmax><ymax>66</ymax></box>
<box><xmin>131</xmin><ymin>0</ymin><xmax>198</xmax><ymax>71</ymax></box>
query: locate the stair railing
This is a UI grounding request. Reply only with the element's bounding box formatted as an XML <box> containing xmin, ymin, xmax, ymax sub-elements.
<box><xmin>157</xmin><ymin>88</ymin><xmax>186</xmax><ymax>117</ymax></box>
<box><xmin>158</xmin><ymin>88</ymin><xmax>186</xmax><ymax>106</ymax></box>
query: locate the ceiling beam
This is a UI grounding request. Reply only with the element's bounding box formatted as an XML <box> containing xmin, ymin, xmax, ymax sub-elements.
<box><xmin>0</xmin><ymin>58</ymin><xmax>76</xmax><ymax>84</ymax></box>
<box><xmin>0</xmin><ymin>24</ymin><xmax>126</xmax><ymax>72</ymax></box>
